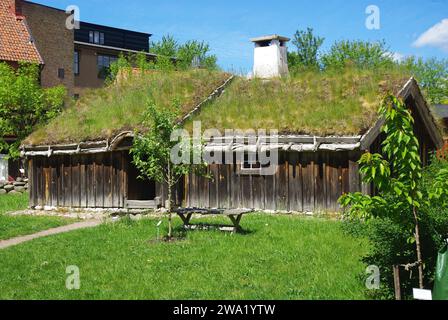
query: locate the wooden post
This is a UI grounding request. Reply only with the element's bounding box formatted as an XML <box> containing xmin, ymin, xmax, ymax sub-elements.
<box><xmin>393</xmin><ymin>265</ymin><xmax>402</xmax><ymax>300</ymax></box>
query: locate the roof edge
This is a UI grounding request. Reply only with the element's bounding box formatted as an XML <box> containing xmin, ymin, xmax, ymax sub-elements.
<box><xmin>360</xmin><ymin>77</ymin><xmax>444</xmax><ymax>150</ymax></box>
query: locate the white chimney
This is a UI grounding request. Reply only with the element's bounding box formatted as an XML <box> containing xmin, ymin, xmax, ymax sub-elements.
<box><xmin>251</xmin><ymin>35</ymin><xmax>290</xmax><ymax>79</ymax></box>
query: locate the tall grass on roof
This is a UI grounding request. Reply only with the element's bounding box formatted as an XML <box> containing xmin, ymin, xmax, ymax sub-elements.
<box><xmin>26</xmin><ymin>69</ymin><xmax>230</xmax><ymax>145</ymax></box>
<box><xmin>185</xmin><ymin>66</ymin><xmax>411</xmax><ymax>136</ymax></box>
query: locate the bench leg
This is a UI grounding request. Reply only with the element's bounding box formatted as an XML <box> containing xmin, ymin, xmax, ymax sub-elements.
<box><xmin>177</xmin><ymin>213</ymin><xmax>193</xmax><ymax>228</ymax></box>
<box><xmin>228</xmin><ymin>214</ymin><xmax>243</xmax><ymax>233</ymax></box>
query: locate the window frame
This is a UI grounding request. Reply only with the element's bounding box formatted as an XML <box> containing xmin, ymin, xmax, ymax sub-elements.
<box><xmin>97</xmin><ymin>54</ymin><xmax>117</xmax><ymax>79</ymax></box>
<box><xmin>74</xmin><ymin>50</ymin><xmax>80</xmax><ymax>75</ymax></box>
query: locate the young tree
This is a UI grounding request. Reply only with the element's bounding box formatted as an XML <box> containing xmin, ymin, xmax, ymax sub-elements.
<box><xmin>0</xmin><ymin>62</ymin><xmax>66</xmax><ymax>158</ymax></box>
<box><xmin>322</xmin><ymin>40</ymin><xmax>394</xmax><ymax>70</ymax></box>
<box><xmin>288</xmin><ymin>28</ymin><xmax>324</xmax><ymax>70</ymax></box>
<box><xmin>340</xmin><ymin>95</ymin><xmax>425</xmax><ymax>288</ymax></box>
<box><xmin>131</xmin><ymin>101</ymin><xmax>206</xmax><ymax>239</ymax></box>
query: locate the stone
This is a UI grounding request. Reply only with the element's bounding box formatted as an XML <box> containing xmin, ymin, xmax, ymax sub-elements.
<box><xmin>13</xmin><ymin>181</ymin><xmax>26</xmax><ymax>187</ymax></box>
<box><xmin>4</xmin><ymin>185</ymin><xmax>14</xmax><ymax>192</ymax></box>
<box><xmin>8</xmin><ymin>190</ymin><xmax>20</xmax><ymax>195</ymax></box>
<box><xmin>16</xmin><ymin>177</ymin><xmax>23</xmax><ymax>182</ymax></box>
<box><xmin>24</xmin><ymin>183</ymin><xmax>29</xmax><ymax>189</ymax></box>
<box><xmin>14</xmin><ymin>186</ymin><xmax>26</xmax><ymax>193</ymax></box>
<box><xmin>0</xmin><ymin>189</ymin><xmax>6</xmax><ymax>195</ymax></box>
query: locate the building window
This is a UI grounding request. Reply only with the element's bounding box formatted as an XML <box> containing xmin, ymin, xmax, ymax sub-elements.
<box><xmin>238</xmin><ymin>152</ymin><xmax>272</xmax><ymax>175</ymax></box>
<box><xmin>58</xmin><ymin>68</ymin><xmax>65</xmax><ymax>79</ymax></box>
<box><xmin>89</xmin><ymin>31</ymin><xmax>105</xmax><ymax>45</ymax></box>
<box><xmin>97</xmin><ymin>54</ymin><xmax>117</xmax><ymax>79</ymax></box>
<box><xmin>74</xmin><ymin>51</ymin><xmax>79</xmax><ymax>75</ymax></box>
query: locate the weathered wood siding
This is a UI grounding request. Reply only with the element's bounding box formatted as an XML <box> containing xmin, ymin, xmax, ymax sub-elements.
<box><xmin>182</xmin><ymin>151</ymin><xmax>363</xmax><ymax>212</ymax></box>
<box><xmin>29</xmin><ymin>151</ymin><xmax>128</xmax><ymax>208</ymax></box>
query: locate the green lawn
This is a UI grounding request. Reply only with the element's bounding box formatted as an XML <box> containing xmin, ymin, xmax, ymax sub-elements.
<box><xmin>0</xmin><ymin>214</ymin><xmax>369</xmax><ymax>300</ymax></box>
<box><xmin>0</xmin><ymin>194</ymin><xmax>75</xmax><ymax>240</ymax></box>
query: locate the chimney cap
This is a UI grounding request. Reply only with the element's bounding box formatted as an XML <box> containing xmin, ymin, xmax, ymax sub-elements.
<box><xmin>250</xmin><ymin>35</ymin><xmax>290</xmax><ymax>43</ymax></box>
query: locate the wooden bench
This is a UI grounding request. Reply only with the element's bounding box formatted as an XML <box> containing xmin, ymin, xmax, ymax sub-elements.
<box><xmin>125</xmin><ymin>197</ymin><xmax>161</xmax><ymax>209</ymax></box>
<box><xmin>174</xmin><ymin>208</ymin><xmax>253</xmax><ymax>233</ymax></box>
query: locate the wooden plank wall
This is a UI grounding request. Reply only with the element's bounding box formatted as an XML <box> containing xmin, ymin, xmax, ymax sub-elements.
<box><xmin>29</xmin><ymin>151</ymin><xmax>127</xmax><ymax>208</ymax></box>
<box><xmin>184</xmin><ymin>151</ymin><xmax>363</xmax><ymax>212</ymax></box>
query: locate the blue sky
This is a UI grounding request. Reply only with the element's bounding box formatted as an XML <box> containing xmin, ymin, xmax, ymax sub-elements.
<box><xmin>33</xmin><ymin>0</ymin><xmax>448</xmax><ymax>73</ymax></box>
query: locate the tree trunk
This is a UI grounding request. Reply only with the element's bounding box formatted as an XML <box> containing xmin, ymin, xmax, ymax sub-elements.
<box><xmin>413</xmin><ymin>206</ymin><xmax>424</xmax><ymax>289</ymax></box>
<box><xmin>167</xmin><ymin>184</ymin><xmax>172</xmax><ymax>239</ymax></box>
<box><xmin>167</xmin><ymin>164</ymin><xmax>173</xmax><ymax>239</ymax></box>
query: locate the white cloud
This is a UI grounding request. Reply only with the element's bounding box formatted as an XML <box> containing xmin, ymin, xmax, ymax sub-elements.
<box><xmin>386</xmin><ymin>52</ymin><xmax>406</xmax><ymax>62</ymax></box>
<box><xmin>413</xmin><ymin>19</ymin><xmax>448</xmax><ymax>51</ymax></box>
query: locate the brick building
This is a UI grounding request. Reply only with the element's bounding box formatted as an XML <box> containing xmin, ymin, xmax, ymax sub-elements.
<box><xmin>1</xmin><ymin>0</ymin><xmax>154</xmax><ymax>97</ymax></box>
<box><xmin>0</xmin><ymin>0</ymin><xmax>43</xmax><ymax>67</ymax></box>
<box><xmin>0</xmin><ymin>0</ymin><xmax>153</xmax><ymax>179</ymax></box>
<box><xmin>21</xmin><ymin>1</ymin><xmax>74</xmax><ymax>95</ymax></box>
<box><xmin>73</xmin><ymin>21</ymin><xmax>154</xmax><ymax>97</ymax></box>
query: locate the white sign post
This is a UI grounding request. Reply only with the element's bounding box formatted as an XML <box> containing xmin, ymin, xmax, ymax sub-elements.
<box><xmin>413</xmin><ymin>288</ymin><xmax>432</xmax><ymax>300</ymax></box>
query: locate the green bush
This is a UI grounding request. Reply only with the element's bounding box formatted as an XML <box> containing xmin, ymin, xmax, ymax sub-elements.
<box><xmin>343</xmin><ymin>157</ymin><xmax>448</xmax><ymax>300</ymax></box>
<box><xmin>0</xmin><ymin>62</ymin><xmax>66</xmax><ymax>157</ymax></box>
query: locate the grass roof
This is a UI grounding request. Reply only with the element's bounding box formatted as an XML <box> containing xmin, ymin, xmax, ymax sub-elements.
<box><xmin>185</xmin><ymin>68</ymin><xmax>411</xmax><ymax>136</ymax></box>
<box><xmin>25</xmin><ymin>67</ymin><xmax>412</xmax><ymax>146</ymax></box>
<box><xmin>25</xmin><ymin>69</ymin><xmax>231</xmax><ymax>145</ymax></box>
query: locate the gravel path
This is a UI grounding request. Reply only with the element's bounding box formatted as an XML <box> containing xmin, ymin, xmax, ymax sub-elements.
<box><xmin>0</xmin><ymin>220</ymin><xmax>102</xmax><ymax>250</ymax></box>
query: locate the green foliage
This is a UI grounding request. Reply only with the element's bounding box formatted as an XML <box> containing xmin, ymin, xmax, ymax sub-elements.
<box><xmin>26</xmin><ymin>69</ymin><xmax>229</xmax><ymax>145</ymax></box>
<box><xmin>150</xmin><ymin>35</ymin><xmax>218</xmax><ymax>70</ymax></box>
<box><xmin>188</xmin><ymin>67</ymin><xmax>409</xmax><ymax>136</ymax></box>
<box><xmin>401</xmin><ymin>57</ymin><xmax>448</xmax><ymax>105</ymax></box>
<box><xmin>130</xmin><ymin>100</ymin><xmax>208</xmax><ymax>237</ymax></box>
<box><xmin>340</xmin><ymin>95</ymin><xmax>448</xmax><ymax>299</ymax></box>
<box><xmin>321</xmin><ymin>40</ymin><xmax>394</xmax><ymax>70</ymax></box>
<box><xmin>107</xmin><ymin>53</ymin><xmax>132</xmax><ymax>84</ymax></box>
<box><xmin>150</xmin><ymin>35</ymin><xmax>178</xmax><ymax>57</ymax></box>
<box><xmin>288</xmin><ymin>28</ymin><xmax>324</xmax><ymax>71</ymax></box>
<box><xmin>0</xmin><ymin>62</ymin><xmax>66</xmax><ymax>158</ymax></box>
<box><xmin>340</xmin><ymin>96</ymin><xmax>422</xmax><ymax>220</ymax></box>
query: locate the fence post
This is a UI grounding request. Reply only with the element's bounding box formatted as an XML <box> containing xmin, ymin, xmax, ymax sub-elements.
<box><xmin>393</xmin><ymin>265</ymin><xmax>402</xmax><ymax>300</ymax></box>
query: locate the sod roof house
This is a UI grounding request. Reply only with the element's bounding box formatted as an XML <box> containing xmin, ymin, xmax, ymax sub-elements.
<box><xmin>21</xmin><ymin>36</ymin><xmax>444</xmax><ymax>212</ymax></box>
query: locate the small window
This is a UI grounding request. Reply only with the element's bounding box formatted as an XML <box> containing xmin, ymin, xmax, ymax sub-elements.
<box><xmin>58</xmin><ymin>68</ymin><xmax>65</xmax><ymax>79</ymax></box>
<box><xmin>97</xmin><ymin>54</ymin><xmax>117</xmax><ymax>79</ymax></box>
<box><xmin>74</xmin><ymin>51</ymin><xmax>79</xmax><ymax>75</ymax></box>
<box><xmin>239</xmin><ymin>152</ymin><xmax>272</xmax><ymax>175</ymax></box>
<box><xmin>89</xmin><ymin>31</ymin><xmax>105</xmax><ymax>45</ymax></box>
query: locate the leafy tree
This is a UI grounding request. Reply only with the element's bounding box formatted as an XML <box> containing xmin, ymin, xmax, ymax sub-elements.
<box><xmin>288</xmin><ymin>28</ymin><xmax>324</xmax><ymax>70</ymax></box>
<box><xmin>150</xmin><ymin>35</ymin><xmax>179</xmax><ymax>57</ymax></box>
<box><xmin>322</xmin><ymin>40</ymin><xmax>394</xmax><ymax>70</ymax></box>
<box><xmin>402</xmin><ymin>57</ymin><xmax>448</xmax><ymax>105</ymax></box>
<box><xmin>0</xmin><ymin>62</ymin><xmax>66</xmax><ymax>158</ymax></box>
<box><xmin>151</xmin><ymin>35</ymin><xmax>218</xmax><ymax>70</ymax></box>
<box><xmin>130</xmin><ymin>101</ymin><xmax>207</xmax><ymax>239</ymax></box>
<box><xmin>340</xmin><ymin>95</ymin><xmax>448</xmax><ymax>298</ymax></box>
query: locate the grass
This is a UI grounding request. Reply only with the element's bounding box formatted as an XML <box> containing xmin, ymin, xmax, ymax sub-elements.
<box><xmin>0</xmin><ymin>193</ymin><xmax>29</xmax><ymax>215</ymax></box>
<box><xmin>186</xmin><ymin>67</ymin><xmax>410</xmax><ymax>136</ymax></box>
<box><xmin>0</xmin><ymin>193</ymin><xmax>75</xmax><ymax>240</ymax></box>
<box><xmin>25</xmin><ymin>69</ymin><xmax>231</xmax><ymax>145</ymax></box>
<box><xmin>25</xmin><ymin>67</ymin><xmax>411</xmax><ymax>146</ymax></box>
<box><xmin>0</xmin><ymin>214</ymin><xmax>369</xmax><ymax>300</ymax></box>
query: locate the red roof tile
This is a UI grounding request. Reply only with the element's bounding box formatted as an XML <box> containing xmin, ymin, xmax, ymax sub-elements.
<box><xmin>0</xmin><ymin>0</ymin><xmax>43</xmax><ymax>64</ymax></box>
